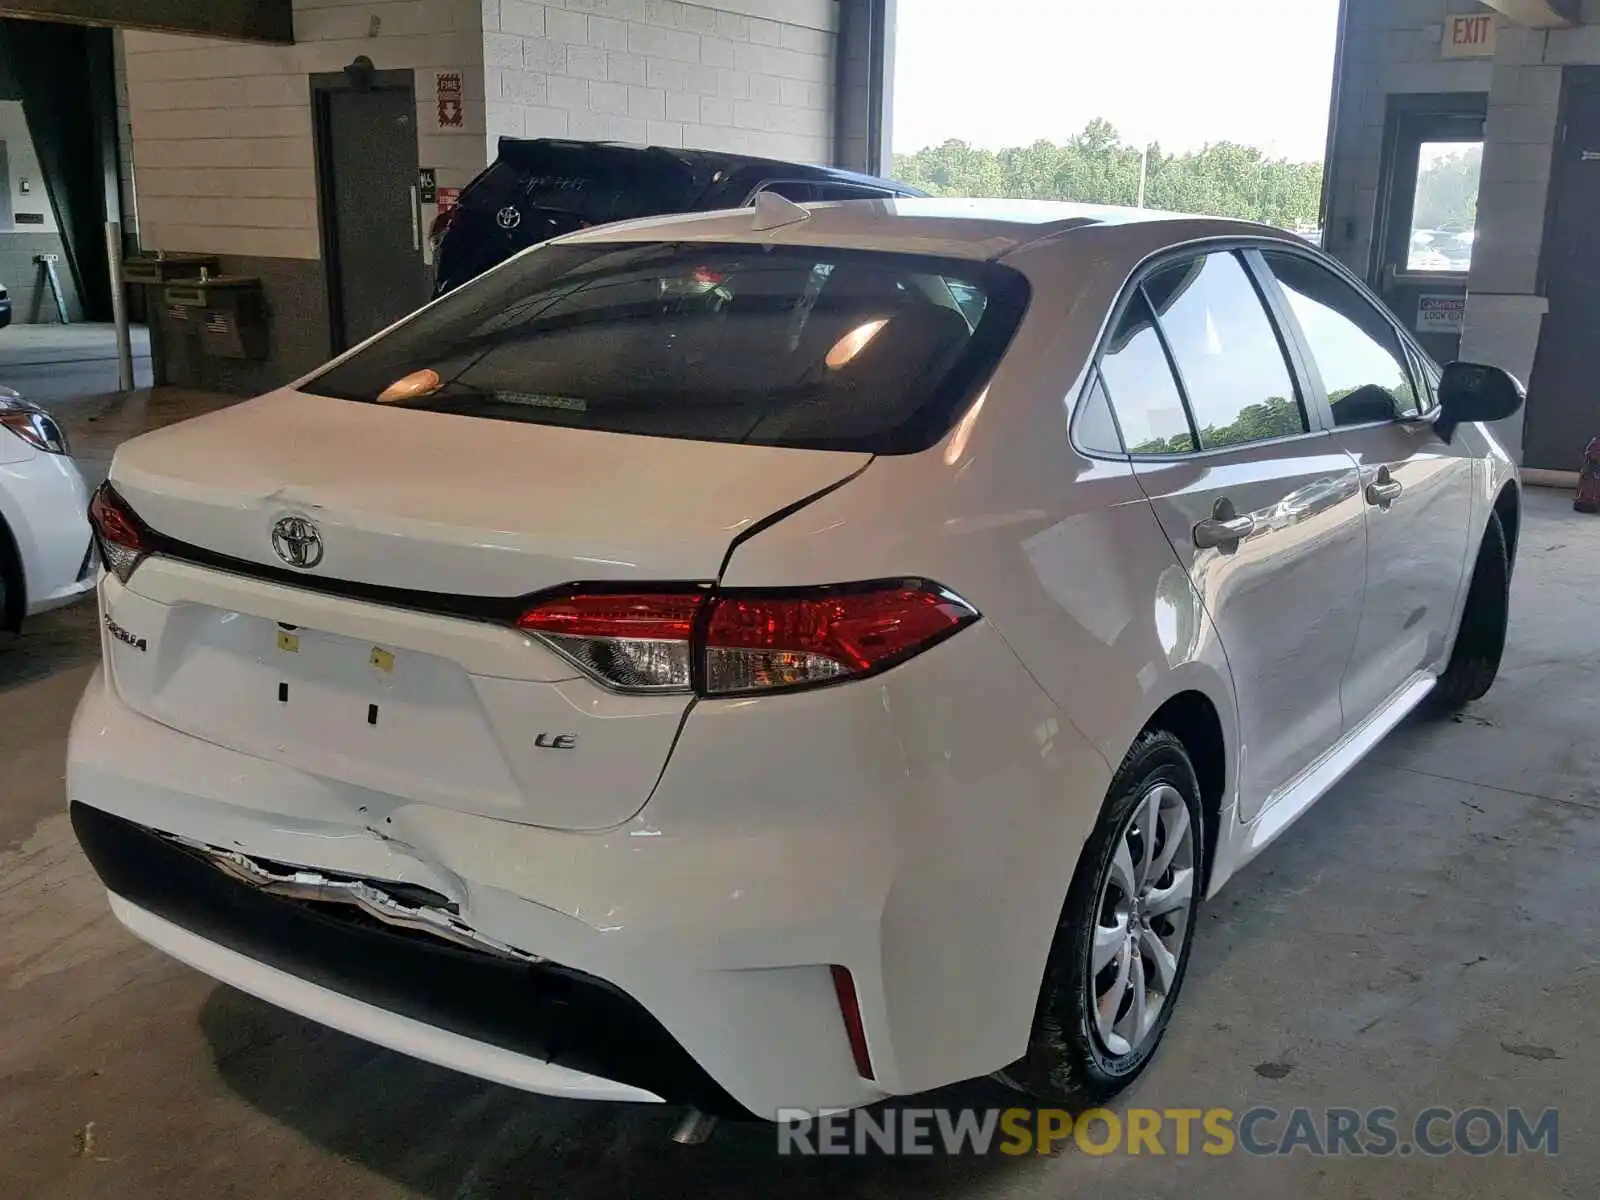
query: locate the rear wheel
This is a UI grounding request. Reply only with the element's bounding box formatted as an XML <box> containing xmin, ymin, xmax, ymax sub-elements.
<box><xmin>1430</xmin><ymin>512</ymin><xmax>1509</xmax><ymax>712</ymax></box>
<box><xmin>1000</xmin><ymin>730</ymin><xmax>1204</xmax><ymax>1106</ymax></box>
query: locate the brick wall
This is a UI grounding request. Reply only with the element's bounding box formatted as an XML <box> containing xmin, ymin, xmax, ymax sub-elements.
<box><xmin>482</xmin><ymin>0</ymin><xmax>835</xmax><ymax>163</ymax></box>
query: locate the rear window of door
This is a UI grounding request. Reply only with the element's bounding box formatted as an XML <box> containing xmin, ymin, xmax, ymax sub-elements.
<box><xmin>1097</xmin><ymin>290</ymin><xmax>1194</xmax><ymax>455</ymax></box>
<box><xmin>308</xmin><ymin>241</ymin><xmax>1029</xmax><ymax>455</ymax></box>
<box><xmin>1143</xmin><ymin>252</ymin><xmax>1308</xmax><ymax>450</ymax></box>
<box><xmin>1261</xmin><ymin>251</ymin><xmax>1422</xmax><ymax>425</ymax></box>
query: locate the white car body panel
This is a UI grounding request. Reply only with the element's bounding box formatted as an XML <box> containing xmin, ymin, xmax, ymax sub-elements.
<box><xmin>67</xmin><ymin>198</ymin><xmax>1520</xmax><ymax>1118</ymax></box>
<box><xmin>0</xmin><ymin>428</ymin><xmax>93</xmax><ymax>619</ymax></box>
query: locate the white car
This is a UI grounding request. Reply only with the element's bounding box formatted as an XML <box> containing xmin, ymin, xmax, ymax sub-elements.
<box><xmin>0</xmin><ymin>388</ymin><xmax>94</xmax><ymax>631</ymax></box>
<box><xmin>68</xmin><ymin>198</ymin><xmax>1522</xmax><ymax>1123</ymax></box>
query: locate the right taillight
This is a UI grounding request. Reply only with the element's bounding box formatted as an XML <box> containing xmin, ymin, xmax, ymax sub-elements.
<box><xmin>88</xmin><ymin>483</ymin><xmax>149</xmax><ymax>583</ymax></box>
<box><xmin>516</xmin><ymin>580</ymin><xmax>978</xmax><ymax>697</ymax></box>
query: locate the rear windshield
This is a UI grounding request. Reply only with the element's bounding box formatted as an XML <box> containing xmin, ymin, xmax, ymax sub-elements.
<box><xmin>308</xmin><ymin>242</ymin><xmax>1029</xmax><ymax>454</ymax></box>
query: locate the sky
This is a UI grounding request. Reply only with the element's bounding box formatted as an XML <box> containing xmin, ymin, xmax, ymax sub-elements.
<box><xmin>892</xmin><ymin>0</ymin><xmax>1343</xmax><ymax>163</ymax></box>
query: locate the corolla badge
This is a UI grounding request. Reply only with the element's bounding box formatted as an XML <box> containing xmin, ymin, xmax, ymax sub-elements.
<box><xmin>271</xmin><ymin>515</ymin><xmax>324</xmax><ymax>570</ymax></box>
<box><xmin>496</xmin><ymin>205</ymin><xmax>522</xmax><ymax>230</ymax></box>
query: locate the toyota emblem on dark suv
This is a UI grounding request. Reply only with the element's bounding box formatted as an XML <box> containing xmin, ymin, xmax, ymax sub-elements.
<box><xmin>496</xmin><ymin>205</ymin><xmax>522</xmax><ymax>230</ymax></box>
<box><xmin>271</xmin><ymin>516</ymin><xmax>324</xmax><ymax>569</ymax></box>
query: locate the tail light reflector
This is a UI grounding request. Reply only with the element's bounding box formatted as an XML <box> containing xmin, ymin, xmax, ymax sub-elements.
<box><xmin>88</xmin><ymin>484</ymin><xmax>149</xmax><ymax>583</ymax></box>
<box><xmin>516</xmin><ymin>581</ymin><xmax>977</xmax><ymax>696</ymax></box>
<box><xmin>830</xmin><ymin>965</ymin><xmax>875</xmax><ymax>1080</ymax></box>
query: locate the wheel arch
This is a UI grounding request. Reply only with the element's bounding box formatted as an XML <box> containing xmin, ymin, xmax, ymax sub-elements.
<box><xmin>1492</xmin><ymin>481</ymin><xmax>1520</xmax><ymax>569</ymax></box>
<box><xmin>1142</xmin><ymin>690</ymin><xmax>1227</xmax><ymax>895</ymax></box>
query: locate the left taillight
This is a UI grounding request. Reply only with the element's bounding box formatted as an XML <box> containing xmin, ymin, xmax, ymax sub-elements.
<box><xmin>88</xmin><ymin>483</ymin><xmax>149</xmax><ymax>583</ymax></box>
<box><xmin>516</xmin><ymin>592</ymin><xmax>706</xmax><ymax>692</ymax></box>
<box><xmin>516</xmin><ymin>581</ymin><xmax>978</xmax><ymax>697</ymax></box>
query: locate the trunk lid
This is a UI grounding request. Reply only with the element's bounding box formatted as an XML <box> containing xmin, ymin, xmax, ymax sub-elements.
<box><xmin>111</xmin><ymin>389</ymin><xmax>869</xmax><ymax>594</ymax></box>
<box><xmin>102</xmin><ymin>389</ymin><xmax>869</xmax><ymax>830</ymax></box>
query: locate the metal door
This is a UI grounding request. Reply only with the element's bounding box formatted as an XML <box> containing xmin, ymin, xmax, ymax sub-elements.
<box><xmin>1372</xmin><ymin>99</ymin><xmax>1486</xmax><ymax>365</ymax></box>
<box><xmin>1526</xmin><ymin>75</ymin><xmax>1600</xmax><ymax>471</ymax></box>
<box><xmin>317</xmin><ymin>81</ymin><xmax>428</xmax><ymax>351</ymax></box>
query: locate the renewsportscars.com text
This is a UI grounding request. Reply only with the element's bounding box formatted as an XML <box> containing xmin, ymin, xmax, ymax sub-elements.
<box><xmin>775</xmin><ymin>1106</ymin><xmax>1559</xmax><ymax>1157</ymax></box>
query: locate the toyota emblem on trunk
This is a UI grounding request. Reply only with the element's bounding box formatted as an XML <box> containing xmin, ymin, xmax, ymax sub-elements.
<box><xmin>496</xmin><ymin>205</ymin><xmax>522</xmax><ymax>230</ymax></box>
<box><xmin>271</xmin><ymin>516</ymin><xmax>324</xmax><ymax>570</ymax></box>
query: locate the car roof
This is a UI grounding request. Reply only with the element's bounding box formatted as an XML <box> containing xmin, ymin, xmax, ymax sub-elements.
<box><xmin>553</xmin><ymin>196</ymin><xmax>1290</xmax><ymax>262</ymax></box>
<box><xmin>491</xmin><ymin>137</ymin><xmax>923</xmax><ymax>195</ymax></box>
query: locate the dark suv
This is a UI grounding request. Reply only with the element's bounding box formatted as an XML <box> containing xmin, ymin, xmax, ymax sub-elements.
<box><xmin>431</xmin><ymin>138</ymin><xmax>924</xmax><ymax>296</ymax></box>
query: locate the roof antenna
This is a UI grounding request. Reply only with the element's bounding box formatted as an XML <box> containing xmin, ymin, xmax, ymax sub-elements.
<box><xmin>751</xmin><ymin>190</ymin><xmax>810</xmax><ymax>231</ymax></box>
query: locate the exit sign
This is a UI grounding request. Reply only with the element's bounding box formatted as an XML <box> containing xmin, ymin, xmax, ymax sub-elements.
<box><xmin>1443</xmin><ymin>14</ymin><xmax>1497</xmax><ymax>58</ymax></box>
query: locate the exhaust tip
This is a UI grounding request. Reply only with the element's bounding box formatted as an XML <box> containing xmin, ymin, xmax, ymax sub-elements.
<box><xmin>671</xmin><ymin>1109</ymin><xmax>719</xmax><ymax>1146</ymax></box>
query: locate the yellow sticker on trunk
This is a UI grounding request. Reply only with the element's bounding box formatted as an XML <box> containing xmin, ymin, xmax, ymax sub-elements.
<box><xmin>276</xmin><ymin>630</ymin><xmax>300</xmax><ymax>653</ymax></box>
<box><xmin>370</xmin><ymin>647</ymin><xmax>396</xmax><ymax>673</ymax></box>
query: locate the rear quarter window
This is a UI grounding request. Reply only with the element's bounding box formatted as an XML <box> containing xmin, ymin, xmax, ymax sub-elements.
<box><xmin>309</xmin><ymin>242</ymin><xmax>1029</xmax><ymax>454</ymax></box>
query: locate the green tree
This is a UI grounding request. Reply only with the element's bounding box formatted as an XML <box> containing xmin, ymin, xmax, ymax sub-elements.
<box><xmin>894</xmin><ymin>121</ymin><xmax>1325</xmax><ymax>229</ymax></box>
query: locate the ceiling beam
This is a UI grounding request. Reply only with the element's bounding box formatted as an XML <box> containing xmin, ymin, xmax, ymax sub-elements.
<box><xmin>1478</xmin><ymin>0</ymin><xmax>1580</xmax><ymax>28</ymax></box>
<box><xmin>0</xmin><ymin>0</ymin><xmax>292</xmax><ymax>44</ymax></box>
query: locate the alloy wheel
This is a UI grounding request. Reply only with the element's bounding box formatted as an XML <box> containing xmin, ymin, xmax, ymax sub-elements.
<box><xmin>1089</xmin><ymin>782</ymin><xmax>1197</xmax><ymax>1059</ymax></box>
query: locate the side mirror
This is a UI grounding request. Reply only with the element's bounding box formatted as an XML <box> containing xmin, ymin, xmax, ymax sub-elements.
<box><xmin>1436</xmin><ymin>361</ymin><xmax>1525</xmax><ymax>442</ymax></box>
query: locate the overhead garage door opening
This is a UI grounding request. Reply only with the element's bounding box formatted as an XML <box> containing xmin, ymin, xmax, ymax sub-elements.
<box><xmin>890</xmin><ymin>0</ymin><xmax>1342</xmax><ymax>238</ymax></box>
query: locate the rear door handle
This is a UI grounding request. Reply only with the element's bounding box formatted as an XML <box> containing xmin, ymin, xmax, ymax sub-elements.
<box><xmin>1193</xmin><ymin>513</ymin><xmax>1257</xmax><ymax>550</ymax></box>
<box><xmin>1366</xmin><ymin>467</ymin><xmax>1403</xmax><ymax>508</ymax></box>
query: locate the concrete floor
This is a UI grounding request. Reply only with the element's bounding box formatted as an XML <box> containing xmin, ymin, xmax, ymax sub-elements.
<box><xmin>1</xmin><ymin>390</ymin><xmax>1596</xmax><ymax>1198</ymax></box>
<box><xmin>0</xmin><ymin>323</ymin><xmax>154</xmax><ymax>404</ymax></box>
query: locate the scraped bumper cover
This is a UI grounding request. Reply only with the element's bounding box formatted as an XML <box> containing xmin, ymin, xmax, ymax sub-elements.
<box><xmin>72</xmin><ymin>802</ymin><xmax>747</xmax><ymax>1116</ymax></box>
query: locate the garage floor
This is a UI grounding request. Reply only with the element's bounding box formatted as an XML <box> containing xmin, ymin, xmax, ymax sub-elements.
<box><xmin>2</xmin><ymin>391</ymin><xmax>1595</xmax><ymax>1198</ymax></box>
<box><xmin>0</xmin><ymin>324</ymin><xmax>154</xmax><ymax>405</ymax></box>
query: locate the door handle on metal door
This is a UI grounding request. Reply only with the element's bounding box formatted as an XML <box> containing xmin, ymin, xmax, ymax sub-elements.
<box><xmin>1193</xmin><ymin>512</ymin><xmax>1257</xmax><ymax>550</ymax></box>
<box><xmin>409</xmin><ymin>185</ymin><xmax>421</xmax><ymax>252</ymax></box>
<box><xmin>1366</xmin><ymin>467</ymin><xmax>1403</xmax><ymax>508</ymax></box>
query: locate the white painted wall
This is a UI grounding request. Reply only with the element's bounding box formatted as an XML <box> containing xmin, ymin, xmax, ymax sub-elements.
<box><xmin>123</xmin><ymin>0</ymin><xmax>488</xmax><ymax>261</ymax></box>
<box><xmin>482</xmin><ymin>0</ymin><xmax>836</xmax><ymax>162</ymax></box>
<box><xmin>124</xmin><ymin>0</ymin><xmax>839</xmax><ymax>264</ymax></box>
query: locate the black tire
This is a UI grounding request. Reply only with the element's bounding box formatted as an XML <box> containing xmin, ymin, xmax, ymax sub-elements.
<box><xmin>1000</xmin><ymin>730</ymin><xmax>1205</xmax><ymax>1107</ymax></box>
<box><xmin>0</xmin><ymin>521</ymin><xmax>17</xmax><ymax>635</ymax></box>
<box><xmin>1429</xmin><ymin>511</ymin><xmax>1509</xmax><ymax>712</ymax></box>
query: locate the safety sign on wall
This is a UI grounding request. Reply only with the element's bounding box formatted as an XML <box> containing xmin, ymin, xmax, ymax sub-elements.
<box><xmin>1417</xmin><ymin>294</ymin><xmax>1466</xmax><ymax>334</ymax></box>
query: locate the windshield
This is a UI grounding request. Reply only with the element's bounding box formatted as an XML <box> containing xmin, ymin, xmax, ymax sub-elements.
<box><xmin>309</xmin><ymin>241</ymin><xmax>1028</xmax><ymax>453</ymax></box>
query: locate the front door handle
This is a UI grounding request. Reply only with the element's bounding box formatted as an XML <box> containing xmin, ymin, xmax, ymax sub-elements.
<box><xmin>1194</xmin><ymin>503</ymin><xmax>1257</xmax><ymax>550</ymax></box>
<box><xmin>1366</xmin><ymin>467</ymin><xmax>1403</xmax><ymax>508</ymax></box>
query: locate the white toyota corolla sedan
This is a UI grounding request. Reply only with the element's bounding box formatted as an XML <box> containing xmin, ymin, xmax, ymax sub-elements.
<box><xmin>1</xmin><ymin>388</ymin><xmax>95</xmax><ymax>632</ymax></box>
<box><xmin>68</xmin><ymin>198</ymin><xmax>1522</xmax><ymax>1123</ymax></box>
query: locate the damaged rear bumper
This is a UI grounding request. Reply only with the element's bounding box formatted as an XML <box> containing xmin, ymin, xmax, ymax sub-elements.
<box><xmin>73</xmin><ymin>800</ymin><xmax>745</xmax><ymax>1114</ymax></box>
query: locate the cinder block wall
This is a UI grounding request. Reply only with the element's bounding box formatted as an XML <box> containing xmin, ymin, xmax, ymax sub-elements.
<box><xmin>481</xmin><ymin>0</ymin><xmax>836</xmax><ymax>163</ymax></box>
<box><xmin>1322</xmin><ymin>0</ymin><xmax>1494</xmax><ymax>277</ymax></box>
<box><xmin>121</xmin><ymin>0</ymin><xmax>841</xmax><ymax>390</ymax></box>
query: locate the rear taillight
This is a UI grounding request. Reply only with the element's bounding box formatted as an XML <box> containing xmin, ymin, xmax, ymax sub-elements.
<box><xmin>516</xmin><ymin>581</ymin><xmax>978</xmax><ymax>697</ymax></box>
<box><xmin>88</xmin><ymin>483</ymin><xmax>149</xmax><ymax>583</ymax></box>
<box><xmin>517</xmin><ymin>592</ymin><xmax>705</xmax><ymax>692</ymax></box>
